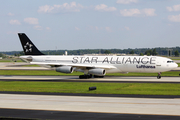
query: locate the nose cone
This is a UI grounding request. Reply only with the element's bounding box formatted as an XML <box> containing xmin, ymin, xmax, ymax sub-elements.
<box><xmin>169</xmin><ymin>63</ymin><xmax>178</xmax><ymax>71</ymax></box>
<box><xmin>175</xmin><ymin>63</ymin><xmax>178</xmax><ymax>68</ymax></box>
<box><xmin>172</xmin><ymin>62</ymin><xmax>178</xmax><ymax>69</ymax></box>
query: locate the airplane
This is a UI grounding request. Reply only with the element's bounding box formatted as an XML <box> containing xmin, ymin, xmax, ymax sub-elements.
<box><xmin>18</xmin><ymin>33</ymin><xmax>178</xmax><ymax>79</ymax></box>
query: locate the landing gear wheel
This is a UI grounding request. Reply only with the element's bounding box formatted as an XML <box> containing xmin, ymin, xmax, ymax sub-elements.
<box><xmin>79</xmin><ymin>75</ymin><xmax>92</xmax><ymax>79</ymax></box>
<box><xmin>94</xmin><ymin>75</ymin><xmax>104</xmax><ymax>78</ymax></box>
<box><xmin>79</xmin><ymin>74</ymin><xmax>103</xmax><ymax>79</ymax></box>
<box><xmin>157</xmin><ymin>76</ymin><xmax>161</xmax><ymax>79</ymax></box>
<box><xmin>157</xmin><ymin>72</ymin><xmax>161</xmax><ymax>79</ymax></box>
<box><xmin>79</xmin><ymin>75</ymin><xmax>83</xmax><ymax>79</ymax></box>
<box><xmin>89</xmin><ymin>74</ymin><xmax>93</xmax><ymax>78</ymax></box>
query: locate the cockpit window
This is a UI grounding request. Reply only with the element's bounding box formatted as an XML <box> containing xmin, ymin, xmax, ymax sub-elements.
<box><xmin>167</xmin><ymin>61</ymin><xmax>174</xmax><ymax>63</ymax></box>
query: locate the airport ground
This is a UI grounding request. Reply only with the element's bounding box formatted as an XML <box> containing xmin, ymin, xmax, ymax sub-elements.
<box><xmin>0</xmin><ymin>62</ymin><xmax>180</xmax><ymax>119</ymax></box>
<box><xmin>1</xmin><ymin>93</ymin><xmax>180</xmax><ymax>120</ymax></box>
<box><xmin>1</xmin><ymin>75</ymin><xmax>180</xmax><ymax>83</ymax></box>
<box><xmin>1</xmin><ymin>76</ymin><xmax>180</xmax><ymax>119</ymax></box>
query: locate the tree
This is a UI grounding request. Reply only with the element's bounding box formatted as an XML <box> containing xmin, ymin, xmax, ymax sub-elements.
<box><xmin>139</xmin><ymin>53</ymin><xmax>143</xmax><ymax>56</ymax></box>
<box><xmin>0</xmin><ymin>53</ymin><xmax>3</xmax><ymax>57</ymax></box>
<box><xmin>19</xmin><ymin>51</ymin><xmax>25</xmax><ymax>55</ymax></box>
<box><xmin>129</xmin><ymin>50</ymin><xmax>134</xmax><ymax>54</ymax></box>
<box><xmin>104</xmin><ymin>50</ymin><xmax>111</xmax><ymax>54</ymax></box>
<box><xmin>144</xmin><ymin>49</ymin><xmax>152</xmax><ymax>55</ymax></box>
<box><xmin>152</xmin><ymin>49</ymin><xmax>158</xmax><ymax>55</ymax></box>
<box><xmin>147</xmin><ymin>53</ymin><xmax>151</xmax><ymax>56</ymax></box>
<box><xmin>0</xmin><ymin>53</ymin><xmax>5</xmax><ymax>58</ymax></box>
<box><xmin>174</xmin><ymin>50</ymin><xmax>179</xmax><ymax>57</ymax></box>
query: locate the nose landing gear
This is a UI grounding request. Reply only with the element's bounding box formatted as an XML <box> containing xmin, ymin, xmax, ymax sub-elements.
<box><xmin>157</xmin><ymin>72</ymin><xmax>161</xmax><ymax>79</ymax></box>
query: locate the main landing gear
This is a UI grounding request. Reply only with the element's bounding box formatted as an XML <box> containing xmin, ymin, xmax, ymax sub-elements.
<box><xmin>79</xmin><ymin>74</ymin><xmax>104</xmax><ymax>79</ymax></box>
<box><xmin>79</xmin><ymin>74</ymin><xmax>92</xmax><ymax>79</ymax></box>
<box><xmin>157</xmin><ymin>72</ymin><xmax>161</xmax><ymax>79</ymax></box>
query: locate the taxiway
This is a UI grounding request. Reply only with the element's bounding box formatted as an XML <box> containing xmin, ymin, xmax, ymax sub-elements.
<box><xmin>0</xmin><ymin>75</ymin><xmax>180</xmax><ymax>83</ymax></box>
<box><xmin>0</xmin><ymin>94</ymin><xmax>180</xmax><ymax>119</ymax></box>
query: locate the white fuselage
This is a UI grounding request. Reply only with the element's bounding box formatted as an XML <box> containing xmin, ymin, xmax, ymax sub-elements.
<box><xmin>21</xmin><ymin>55</ymin><xmax>178</xmax><ymax>74</ymax></box>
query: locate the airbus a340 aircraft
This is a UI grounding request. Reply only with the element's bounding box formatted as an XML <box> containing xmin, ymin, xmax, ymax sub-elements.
<box><xmin>18</xmin><ymin>33</ymin><xmax>178</xmax><ymax>79</ymax></box>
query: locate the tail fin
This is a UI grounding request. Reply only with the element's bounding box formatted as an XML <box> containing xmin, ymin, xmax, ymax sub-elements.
<box><xmin>18</xmin><ymin>33</ymin><xmax>44</xmax><ymax>55</ymax></box>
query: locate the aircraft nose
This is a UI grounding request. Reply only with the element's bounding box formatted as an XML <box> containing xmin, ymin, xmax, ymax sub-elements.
<box><xmin>175</xmin><ymin>63</ymin><xmax>178</xmax><ymax>68</ymax></box>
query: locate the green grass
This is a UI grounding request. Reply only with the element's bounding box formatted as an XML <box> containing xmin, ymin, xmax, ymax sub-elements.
<box><xmin>178</xmin><ymin>63</ymin><xmax>180</xmax><ymax>67</ymax></box>
<box><xmin>22</xmin><ymin>64</ymin><xmax>41</xmax><ymax>67</ymax></box>
<box><xmin>0</xmin><ymin>59</ymin><xmax>23</xmax><ymax>62</ymax></box>
<box><xmin>0</xmin><ymin>70</ymin><xmax>82</xmax><ymax>76</ymax></box>
<box><xmin>168</xmin><ymin>57</ymin><xmax>180</xmax><ymax>60</ymax></box>
<box><xmin>0</xmin><ymin>81</ymin><xmax>180</xmax><ymax>95</ymax></box>
<box><xmin>0</xmin><ymin>70</ymin><xmax>179</xmax><ymax>76</ymax></box>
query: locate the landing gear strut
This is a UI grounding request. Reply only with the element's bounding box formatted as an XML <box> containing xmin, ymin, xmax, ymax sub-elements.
<box><xmin>157</xmin><ymin>72</ymin><xmax>161</xmax><ymax>79</ymax></box>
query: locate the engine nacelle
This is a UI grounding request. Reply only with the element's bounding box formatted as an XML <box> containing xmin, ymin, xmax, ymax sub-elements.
<box><xmin>88</xmin><ymin>69</ymin><xmax>106</xmax><ymax>76</ymax></box>
<box><xmin>56</xmin><ymin>66</ymin><xmax>73</xmax><ymax>73</ymax></box>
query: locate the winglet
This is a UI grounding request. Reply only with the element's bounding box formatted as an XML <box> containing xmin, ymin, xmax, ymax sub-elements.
<box><xmin>18</xmin><ymin>33</ymin><xmax>44</xmax><ymax>55</ymax></box>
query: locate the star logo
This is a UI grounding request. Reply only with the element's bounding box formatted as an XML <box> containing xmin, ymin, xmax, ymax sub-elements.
<box><xmin>24</xmin><ymin>42</ymin><xmax>33</xmax><ymax>52</ymax></box>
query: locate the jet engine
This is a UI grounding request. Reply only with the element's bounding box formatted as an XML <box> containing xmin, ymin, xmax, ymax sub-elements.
<box><xmin>56</xmin><ymin>66</ymin><xmax>73</xmax><ymax>73</ymax></box>
<box><xmin>88</xmin><ymin>69</ymin><xmax>106</xmax><ymax>76</ymax></box>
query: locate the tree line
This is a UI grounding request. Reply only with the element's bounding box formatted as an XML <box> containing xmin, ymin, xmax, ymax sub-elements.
<box><xmin>0</xmin><ymin>47</ymin><xmax>180</xmax><ymax>56</ymax></box>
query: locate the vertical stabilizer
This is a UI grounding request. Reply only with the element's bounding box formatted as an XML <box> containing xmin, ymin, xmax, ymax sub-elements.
<box><xmin>18</xmin><ymin>33</ymin><xmax>44</xmax><ymax>55</ymax></box>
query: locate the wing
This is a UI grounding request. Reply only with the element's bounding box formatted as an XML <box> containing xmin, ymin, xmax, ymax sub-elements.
<box><xmin>30</xmin><ymin>62</ymin><xmax>116</xmax><ymax>69</ymax></box>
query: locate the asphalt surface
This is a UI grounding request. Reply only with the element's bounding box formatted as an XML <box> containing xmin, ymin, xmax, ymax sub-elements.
<box><xmin>1</xmin><ymin>91</ymin><xmax>180</xmax><ymax>98</ymax></box>
<box><xmin>1</xmin><ymin>94</ymin><xmax>180</xmax><ymax>120</ymax></box>
<box><xmin>1</xmin><ymin>108</ymin><xmax>180</xmax><ymax>120</ymax></box>
<box><xmin>1</xmin><ymin>75</ymin><xmax>180</xmax><ymax>83</ymax></box>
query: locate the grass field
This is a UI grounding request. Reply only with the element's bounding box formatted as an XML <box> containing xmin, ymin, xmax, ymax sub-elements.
<box><xmin>0</xmin><ymin>70</ymin><xmax>179</xmax><ymax>96</ymax></box>
<box><xmin>0</xmin><ymin>58</ymin><xmax>23</xmax><ymax>62</ymax></box>
<box><xmin>178</xmin><ymin>63</ymin><xmax>180</xmax><ymax>67</ymax></box>
<box><xmin>0</xmin><ymin>70</ymin><xmax>179</xmax><ymax>76</ymax></box>
<box><xmin>0</xmin><ymin>81</ymin><xmax>180</xmax><ymax>95</ymax></box>
<box><xmin>0</xmin><ymin>61</ymin><xmax>179</xmax><ymax>95</ymax></box>
<box><xmin>22</xmin><ymin>64</ymin><xmax>41</xmax><ymax>67</ymax></box>
<box><xmin>168</xmin><ymin>57</ymin><xmax>180</xmax><ymax>60</ymax></box>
